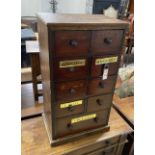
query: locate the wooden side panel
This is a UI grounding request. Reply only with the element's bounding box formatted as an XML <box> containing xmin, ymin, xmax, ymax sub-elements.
<box><xmin>37</xmin><ymin>19</ymin><xmax>52</xmax><ymax>135</ymax></box>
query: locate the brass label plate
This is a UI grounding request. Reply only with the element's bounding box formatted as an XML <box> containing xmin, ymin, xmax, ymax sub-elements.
<box><xmin>59</xmin><ymin>59</ymin><xmax>86</xmax><ymax>68</ymax></box>
<box><xmin>71</xmin><ymin>113</ymin><xmax>96</xmax><ymax>124</ymax></box>
<box><xmin>60</xmin><ymin>100</ymin><xmax>83</xmax><ymax>109</ymax></box>
<box><xmin>95</xmin><ymin>56</ymin><xmax>118</xmax><ymax>65</ymax></box>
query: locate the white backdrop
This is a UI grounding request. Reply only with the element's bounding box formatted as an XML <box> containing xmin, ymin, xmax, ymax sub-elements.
<box><xmin>21</xmin><ymin>0</ymin><xmax>51</xmax><ymax>16</ymax></box>
<box><xmin>21</xmin><ymin>0</ymin><xmax>89</xmax><ymax>16</ymax></box>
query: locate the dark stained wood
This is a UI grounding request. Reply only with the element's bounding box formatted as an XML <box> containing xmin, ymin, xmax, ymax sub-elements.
<box><xmin>91</xmin><ymin>55</ymin><xmax>121</xmax><ymax>77</ymax></box>
<box><xmin>128</xmin><ymin>0</ymin><xmax>134</xmax><ymax>14</ymax></box>
<box><xmin>31</xmin><ymin>53</ymin><xmax>41</xmax><ymax>101</ymax></box>
<box><xmin>87</xmin><ymin>94</ymin><xmax>113</xmax><ymax>113</ymax></box>
<box><xmin>55</xmin><ymin>100</ymin><xmax>85</xmax><ymax>118</ymax></box>
<box><xmin>53</xmin><ymin>58</ymin><xmax>89</xmax><ymax>81</ymax></box>
<box><xmin>25</xmin><ymin>40</ymin><xmax>41</xmax><ymax>101</ymax></box>
<box><xmin>91</xmin><ymin>30</ymin><xmax>124</xmax><ymax>54</ymax></box>
<box><xmin>37</xmin><ymin>18</ymin><xmax>53</xmax><ymax>136</ymax></box>
<box><xmin>55</xmin><ymin>80</ymin><xmax>87</xmax><ymax>101</ymax></box>
<box><xmin>21</xmin><ymin>108</ymin><xmax>133</xmax><ymax>155</ymax></box>
<box><xmin>88</xmin><ymin>76</ymin><xmax>117</xmax><ymax>95</ymax></box>
<box><xmin>54</xmin><ymin>31</ymin><xmax>91</xmax><ymax>57</ymax></box>
<box><xmin>55</xmin><ymin>109</ymin><xmax>109</xmax><ymax>138</ymax></box>
<box><xmin>37</xmin><ymin>13</ymin><xmax>129</xmax><ymax>29</ymax></box>
<box><xmin>37</xmin><ymin>13</ymin><xmax>128</xmax><ymax>145</ymax></box>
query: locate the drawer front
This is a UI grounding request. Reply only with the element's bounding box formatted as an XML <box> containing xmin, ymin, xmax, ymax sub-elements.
<box><xmin>88</xmin><ymin>146</ymin><xmax>117</xmax><ymax>155</ymax></box>
<box><xmin>55</xmin><ymin>110</ymin><xmax>109</xmax><ymax>138</ymax></box>
<box><xmin>91</xmin><ymin>55</ymin><xmax>120</xmax><ymax>78</ymax></box>
<box><xmin>87</xmin><ymin>94</ymin><xmax>113</xmax><ymax>113</ymax></box>
<box><xmin>54</xmin><ymin>58</ymin><xmax>89</xmax><ymax>81</ymax></box>
<box><xmin>67</xmin><ymin>135</ymin><xmax>120</xmax><ymax>155</ymax></box>
<box><xmin>54</xmin><ymin>31</ymin><xmax>90</xmax><ymax>57</ymax></box>
<box><xmin>88</xmin><ymin>76</ymin><xmax>117</xmax><ymax>95</ymax></box>
<box><xmin>55</xmin><ymin>80</ymin><xmax>87</xmax><ymax>101</ymax></box>
<box><xmin>55</xmin><ymin>99</ymin><xmax>85</xmax><ymax>118</ymax></box>
<box><xmin>91</xmin><ymin>30</ymin><xmax>124</xmax><ymax>54</ymax></box>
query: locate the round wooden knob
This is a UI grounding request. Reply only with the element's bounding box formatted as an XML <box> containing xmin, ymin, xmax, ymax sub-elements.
<box><xmin>94</xmin><ymin>117</ymin><xmax>99</xmax><ymax>123</ymax></box>
<box><xmin>69</xmin><ymin>40</ymin><xmax>78</xmax><ymax>47</ymax></box>
<box><xmin>70</xmin><ymin>88</ymin><xmax>76</xmax><ymax>94</ymax></box>
<box><xmin>105</xmin><ymin>140</ymin><xmax>110</xmax><ymax>145</ymax></box>
<box><xmin>69</xmin><ymin>67</ymin><xmax>75</xmax><ymax>72</ymax></box>
<box><xmin>104</xmin><ymin>38</ymin><xmax>112</xmax><ymax>44</ymax></box>
<box><xmin>96</xmin><ymin>99</ymin><xmax>102</xmax><ymax>106</ymax></box>
<box><xmin>67</xmin><ymin>123</ymin><xmax>73</xmax><ymax>129</ymax></box>
<box><xmin>99</xmin><ymin>81</ymin><xmax>104</xmax><ymax>88</ymax></box>
<box><xmin>68</xmin><ymin>105</ymin><xmax>74</xmax><ymax>112</ymax></box>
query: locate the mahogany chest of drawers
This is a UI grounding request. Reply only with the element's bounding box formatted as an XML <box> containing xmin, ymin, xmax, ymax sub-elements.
<box><xmin>37</xmin><ymin>13</ymin><xmax>128</xmax><ymax>146</ymax></box>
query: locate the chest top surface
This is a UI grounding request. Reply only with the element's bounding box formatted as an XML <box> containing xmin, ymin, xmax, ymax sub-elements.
<box><xmin>37</xmin><ymin>13</ymin><xmax>128</xmax><ymax>28</ymax></box>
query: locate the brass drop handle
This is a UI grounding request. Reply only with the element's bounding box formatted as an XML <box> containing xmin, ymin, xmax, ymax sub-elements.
<box><xmin>94</xmin><ymin>117</ymin><xmax>99</xmax><ymax>123</ymax></box>
<box><xmin>69</xmin><ymin>67</ymin><xmax>75</xmax><ymax>72</ymax></box>
<box><xmin>96</xmin><ymin>99</ymin><xmax>102</xmax><ymax>106</ymax></box>
<box><xmin>67</xmin><ymin>123</ymin><xmax>73</xmax><ymax>129</ymax></box>
<box><xmin>70</xmin><ymin>88</ymin><xmax>76</xmax><ymax>94</ymax></box>
<box><xmin>68</xmin><ymin>105</ymin><xmax>74</xmax><ymax>112</ymax></box>
<box><xmin>104</xmin><ymin>38</ymin><xmax>112</xmax><ymax>44</ymax></box>
<box><xmin>69</xmin><ymin>39</ymin><xmax>78</xmax><ymax>47</ymax></box>
<box><xmin>99</xmin><ymin>81</ymin><xmax>104</xmax><ymax>88</ymax></box>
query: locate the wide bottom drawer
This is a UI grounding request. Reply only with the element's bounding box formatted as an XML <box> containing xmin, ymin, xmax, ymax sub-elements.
<box><xmin>55</xmin><ymin>109</ymin><xmax>110</xmax><ymax>138</ymax></box>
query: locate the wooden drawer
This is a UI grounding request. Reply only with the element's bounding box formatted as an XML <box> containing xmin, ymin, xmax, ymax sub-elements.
<box><xmin>55</xmin><ymin>80</ymin><xmax>87</xmax><ymax>101</ymax></box>
<box><xmin>91</xmin><ymin>55</ymin><xmax>120</xmax><ymax>78</ymax></box>
<box><xmin>88</xmin><ymin>76</ymin><xmax>117</xmax><ymax>95</ymax></box>
<box><xmin>55</xmin><ymin>109</ymin><xmax>109</xmax><ymax>138</ymax></box>
<box><xmin>55</xmin><ymin>99</ymin><xmax>85</xmax><ymax>118</ymax></box>
<box><xmin>54</xmin><ymin>58</ymin><xmax>89</xmax><ymax>81</ymax></box>
<box><xmin>68</xmin><ymin>135</ymin><xmax>120</xmax><ymax>155</ymax></box>
<box><xmin>87</xmin><ymin>94</ymin><xmax>113</xmax><ymax>113</ymax></box>
<box><xmin>91</xmin><ymin>30</ymin><xmax>124</xmax><ymax>54</ymax></box>
<box><xmin>88</xmin><ymin>146</ymin><xmax>117</xmax><ymax>155</ymax></box>
<box><xmin>54</xmin><ymin>31</ymin><xmax>90</xmax><ymax>57</ymax></box>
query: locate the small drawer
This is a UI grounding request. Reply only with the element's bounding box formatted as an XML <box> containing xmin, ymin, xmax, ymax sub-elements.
<box><xmin>91</xmin><ymin>30</ymin><xmax>124</xmax><ymax>54</ymax></box>
<box><xmin>88</xmin><ymin>76</ymin><xmax>117</xmax><ymax>95</ymax></box>
<box><xmin>87</xmin><ymin>94</ymin><xmax>113</xmax><ymax>113</ymax></box>
<box><xmin>88</xmin><ymin>146</ymin><xmax>117</xmax><ymax>155</ymax></box>
<box><xmin>54</xmin><ymin>58</ymin><xmax>89</xmax><ymax>81</ymax></box>
<box><xmin>55</xmin><ymin>80</ymin><xmax>87</xmax><ymax>101</ymax></box>
<box><xmin>55</xmin><ymin>99</ymin><xmax>85</xmax><ymax>118</ymax></box>
<box><xmin>54</xmin><ymin>31</ymin><xmax>90</xmax><ymax>57</ymax></box>
<box><xmin>55</xmin><ymin>110</ymin><xmax>109</xmax><ymax>138</ymax></box>
<box><xmin>91</xmin><ymin>55</ymin><xmax>120</xmax><ymax>78</ymax></box>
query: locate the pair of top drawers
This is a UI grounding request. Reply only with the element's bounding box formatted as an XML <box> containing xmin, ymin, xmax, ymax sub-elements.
<box><xmin>54</xmin><ymin>30</ymin><xmax>124</xmax><ymax>57</ymax></box>
<box><xmin>54</xmin><ymin>55</ymin><xmax>120</xmax><ymax>81</ymax></box>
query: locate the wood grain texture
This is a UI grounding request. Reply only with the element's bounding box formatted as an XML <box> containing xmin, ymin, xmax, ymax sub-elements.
<box><xmin>54</xmin><ymin>109</ymin><xmax>109</xmax><ymax>138</ymax></box>
<box><xmin>37</xmin><ymin>13</ymin><xmax>128</xmax><ymax>143</ymax></box>
<box><xmin>88</xmin><ymin>76</ymin><xmax>117</xmax><ymax>95</ymax></box>
<box><xmin>54</xmin><ymin>31</ymin><xmax>90</xmax><ymax>57</ymax></box>
<box><xmin>113</xmin><ymin>94</ymin><xmax>134</xmax><ymax>125</ymax></box>
<box><xmin>53</xmin><ymin>58</ymin><xmax>89</xmax><ymax>81</ymax></box>
<box><xmin>21</xmin><ymin>108</ymin><xmax>133</xmax><ymax>155</ymax></box>
<box><xmin>37</xmin><ymin>18</ymin><xmax>53</xmax><ymax>135</ymax></box>
<box><xmin>55</xmin><ymin>100</ymin><xmax>84</xmax><ymax>118</ymax></box>
<box><xmin>91</xmin><ymin>30</ymin><xmax>124</xmax><ymax>54</ymax></box>
<box><xmin>55</xmin><ymin>80</ymin><xmax>87</xmax><ymax>101</ymax></box>
<box><xmin>91</xmin><ymin>55</ymin><xmax>121</xmax><ymax>77</ymax></box>
<box><xmin>87</xmin><ymin>94</ymin><xmax>113</xmax><ymax>113</ymax></box>
<box><xmin>37</xmin><ymin>13</ymin><xmax>128</xmax><ymax>28</ymax></box>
